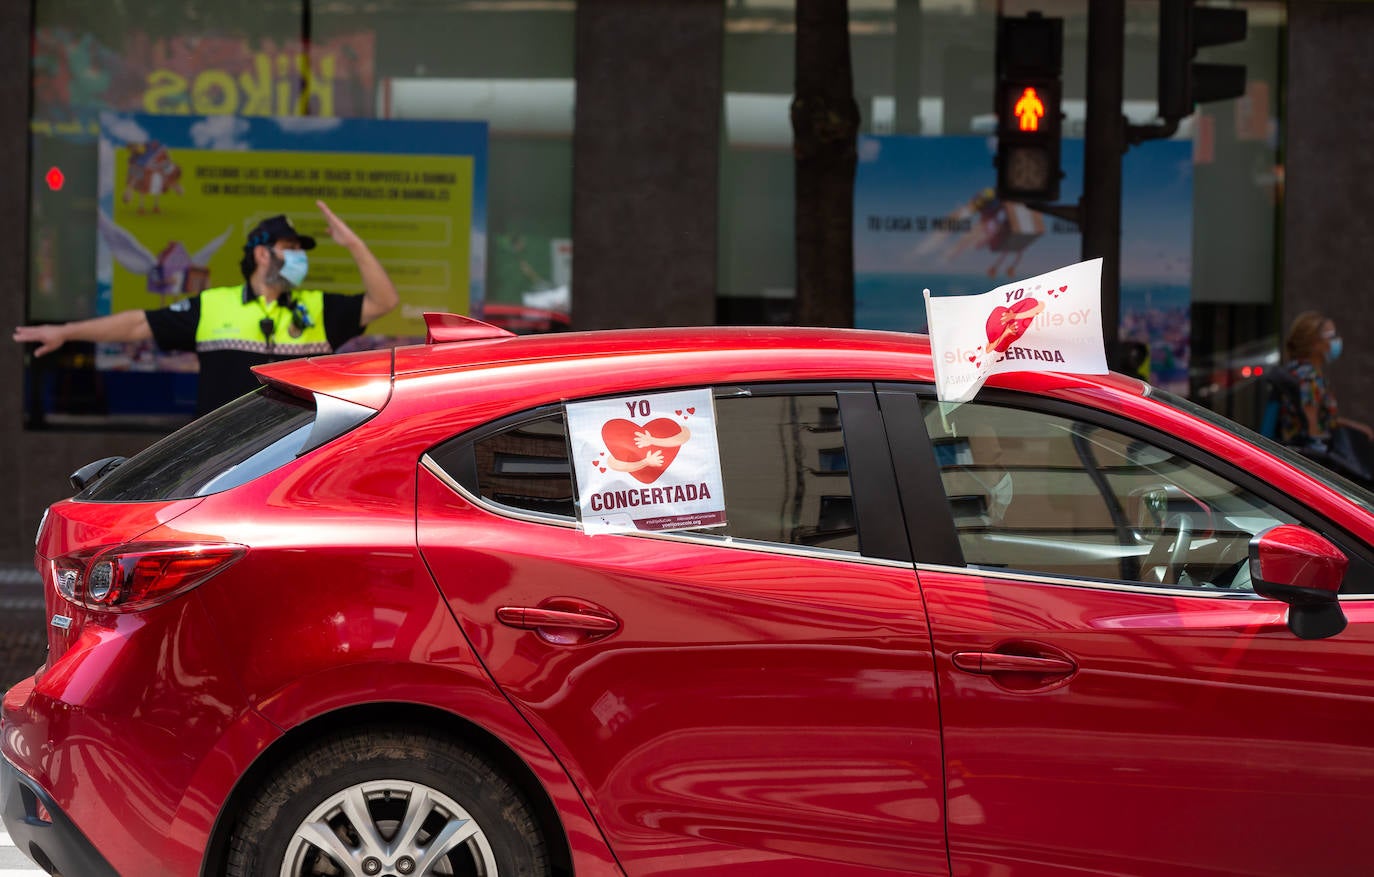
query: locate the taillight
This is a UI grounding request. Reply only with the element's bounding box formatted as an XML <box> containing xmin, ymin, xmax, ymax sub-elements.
<box><xmin>50</xmin><ymin>542</ymin><xmax>246</xmax><ymax>611</ymax></box>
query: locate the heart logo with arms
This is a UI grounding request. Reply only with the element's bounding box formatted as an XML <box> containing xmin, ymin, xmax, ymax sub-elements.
<box><xmin>984</xmin><ymin>297</ymin><xmax>1042</xmax><ymax>353</ymax></box>
<box><xmin>601</xmin><ymin>418</ymin><xmax>686</xmax><ymax>484</ymax></box>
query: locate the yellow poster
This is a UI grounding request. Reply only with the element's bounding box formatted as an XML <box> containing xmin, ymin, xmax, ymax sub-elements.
<box><xmin>106</xmin><ymin>147</ymin><xmax>474</xmax><ymax>337</ymax></box>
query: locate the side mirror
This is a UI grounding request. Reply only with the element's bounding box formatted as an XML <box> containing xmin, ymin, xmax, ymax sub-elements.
<box><xmin>1249</xmin><ymin>524</ymin><xmax>1348</xmax><ymax>640</ymax></box>
<box><xmin>69</xmin><ymin>455</ymin><xmax>126</xmax><ymax>492</ymax></box>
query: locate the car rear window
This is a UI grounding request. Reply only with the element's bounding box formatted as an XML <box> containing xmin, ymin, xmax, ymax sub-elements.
<box><xmin>78</xmin><ymin>389</ymin><xmax>317</xmax><ymax>502</ymax></box>
<box><xmin>428</xmin><ymin>391</ymin><xmax>860</xmax><ymax>553</ymax></box>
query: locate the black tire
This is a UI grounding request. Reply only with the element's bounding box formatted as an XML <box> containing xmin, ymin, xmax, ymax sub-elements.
<box><xmin>226</xmin><ymin>727</ymin><xmax>550</xmax><ymax>877</ymax></box>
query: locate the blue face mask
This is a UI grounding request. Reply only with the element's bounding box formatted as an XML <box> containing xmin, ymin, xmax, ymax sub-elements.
<box><xmin>278</xmin><ymin>249</ymin><xmax>309</xmax><ymax>287</ymax></box>
<box><xmin>1327</xmin><ymin>336</ymin><xmax>1343</xmax><ymax>362</ymax></box>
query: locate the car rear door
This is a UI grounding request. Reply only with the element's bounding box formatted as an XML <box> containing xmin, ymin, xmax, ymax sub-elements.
<box><xmin>417</xmin><ymin>384</ymin><xmax>947</xmax><ymax>876</ymax></box>
<box><xmin>880</xmin><ymin>384</ymin><xmax>1374</xmax><ymax>877</ymax></box>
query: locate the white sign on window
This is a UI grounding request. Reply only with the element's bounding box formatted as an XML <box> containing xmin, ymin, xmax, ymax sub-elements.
<box><xmin>566</xmin><ymin>388</ymin><xmax>727</xmax><ymax>536</ymax></box>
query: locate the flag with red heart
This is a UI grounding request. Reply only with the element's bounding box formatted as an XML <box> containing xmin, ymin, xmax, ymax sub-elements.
<box><xmin>924</xmin><ymin>258</ymin><xmax>1107</xmax><ymax>404</ymax></box>
<box><xmin>566</xmin><ymin>388</ymin><xmax>728</xmax><ymax>535</ymax></box>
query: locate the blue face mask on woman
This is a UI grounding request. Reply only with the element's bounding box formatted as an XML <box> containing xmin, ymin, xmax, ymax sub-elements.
<box><xmin>279</xmin><ymin>249</ymin><xmax>309</xmax><ymax>287</ymax></box>
<box><xmin>1327</xmin><ymin>335</ymin><xmax>1344</xmax><ymax>363</ymax></box>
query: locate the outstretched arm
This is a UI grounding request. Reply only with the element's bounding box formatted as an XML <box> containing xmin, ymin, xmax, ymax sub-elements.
<box><xmin>13</xmin><ymin>309</ymin><xmax>152</xmax><ymax>357</ymax></box>
<box><xmin>633</xmin><ymin>426</ymin><xmax>692</xmax><ymax>449</ymax></box>
<box><xmin>606</xmin><ymin>450</ymin><xmax>665</xmax><ymax>472</ymax></box>
<box><xmin>317</xmin><ymin>200</ymin><xmax>399</xmax><ymax>326</ymax></box>
<box><xmin>983</xmin><ymin>300</ymin><xmax>1046</xmax><ymax>353</ymax></box>
<box><xmin>1337</xmin><ymin>416</ymin><xmax>1374</xmax><ymax>440</ymax></box>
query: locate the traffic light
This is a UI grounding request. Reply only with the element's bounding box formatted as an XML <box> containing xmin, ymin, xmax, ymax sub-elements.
<box><xmin>995</xmin><ymin>13</ymin><xmax>1063</xmax><ymax>203</ymax></box>
<box><xmin>1158</xmin><ymin>0</ymin><xmax>1248</xmax><ymax>120</ymax></box>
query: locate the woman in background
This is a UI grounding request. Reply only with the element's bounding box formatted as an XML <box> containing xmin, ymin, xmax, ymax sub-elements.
<box><xmin>1280</xmin><ymin>311</ymin><xmax>1374</xmax><ymax>483</ymax></box>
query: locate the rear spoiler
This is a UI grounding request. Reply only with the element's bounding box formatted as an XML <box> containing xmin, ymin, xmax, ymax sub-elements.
<box><xmin>424</xmin><ymin>312</ymin><xmax>515</xmax><ymax>344</ymax></box>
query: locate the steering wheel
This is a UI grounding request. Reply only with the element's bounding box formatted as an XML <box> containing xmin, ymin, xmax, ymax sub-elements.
<box><xmin>1142</xmin><ymin>512</ymin><xmax>1192</xmax><ymax>585</ymax></box>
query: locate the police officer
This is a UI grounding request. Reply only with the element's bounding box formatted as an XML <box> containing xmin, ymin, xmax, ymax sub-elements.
<box><xmin>14</xmin><ymin>200</ymin><xmax>398</xmax><ymax>416</ymax></box>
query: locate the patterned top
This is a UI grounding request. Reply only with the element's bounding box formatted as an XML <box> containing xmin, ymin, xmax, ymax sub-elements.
<box><xmin>1278</xmin><ymin>360</ymin><xmax>1337</xmax><ymax>444</ymax></box>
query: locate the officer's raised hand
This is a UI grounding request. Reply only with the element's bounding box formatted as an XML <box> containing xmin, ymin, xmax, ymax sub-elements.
<box><xmin>314</xmin><ymin>200</ymin><xmax>398</xmax><ymax>325</ymax></box>
<box><xmin>316</xmin><ymin>200</ymin><xmax>363</xmax><ymax>250</ymax></box>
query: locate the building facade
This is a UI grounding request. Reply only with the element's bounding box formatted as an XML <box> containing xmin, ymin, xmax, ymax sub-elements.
<box><xmin>0</xmin><ymin>0</ymin><xmax>1371</xmax><ymax>563</ymax></box>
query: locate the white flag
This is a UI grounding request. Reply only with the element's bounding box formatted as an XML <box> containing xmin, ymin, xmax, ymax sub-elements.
<box><xmin>924</xmin><ymin>258</ymin><xmax>1108</xmax><ymax>403</ymax></box>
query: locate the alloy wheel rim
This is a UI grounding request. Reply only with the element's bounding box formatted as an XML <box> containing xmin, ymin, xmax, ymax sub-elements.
<box><xmin>280</xmin><ymin>779</ymin><xmax>497</xmax><ymax>876</ymax></box>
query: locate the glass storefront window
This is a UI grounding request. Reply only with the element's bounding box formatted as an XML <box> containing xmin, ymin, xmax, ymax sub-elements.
<box><xmin>718</xmin><ymin>1</ymin><xmax>795</xmax><ymax>323</ymax></box>
<box><xmin>26</xmin><ymin>0</ymin><xmax>574</xmax><ymax>430</ymax></box>
<box><xmin>716</xmin><ymin>0</ymin><xmax>1285</xmax><ymax>429</ymax></box>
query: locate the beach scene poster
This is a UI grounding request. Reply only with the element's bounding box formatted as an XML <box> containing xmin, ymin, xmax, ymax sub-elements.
<box><xmin>854</xmin><ymin>135</ymin><xmax>1193</xmax><ymax>393</ymax></box>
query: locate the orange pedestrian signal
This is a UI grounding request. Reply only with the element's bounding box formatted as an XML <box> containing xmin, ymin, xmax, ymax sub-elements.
<box><xmin>996</xmin><ymin>14</ymin><xmax>1063</xmax><ymax>202</ymax></box>
<box><xmin>1013</xmin><ymin>87</ymin><xmax>1045</xmax><ymax>132</ymax></box>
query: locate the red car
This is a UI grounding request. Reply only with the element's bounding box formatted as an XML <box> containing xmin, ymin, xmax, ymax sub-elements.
<box><xmin>4</xmin><ymin>316</ymin><xmax>1373</xmax><ymax>877</ymax></box>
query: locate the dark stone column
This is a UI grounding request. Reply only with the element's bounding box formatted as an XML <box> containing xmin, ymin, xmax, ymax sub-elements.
<box><xmin>572</xmin><ymin>0</ymin><xmax>723</xmax><ymax>329</ymax></box>
<box><xmin>0</xmin><ymin>2</ymin><xmax>43</xmax><ymax>687</ymax></box>
<box><xmin>0</xmin><ymin>3</ymin><xmax>37</xmax><ymax>561</ymax></box>
<box><xmin>0</xmin><ymin>7</ymin><xmax>148</xmax><ymax>567</ymax></box>
<box><xmin>1284</xmin><ymin>1</ymin><xmax>1374</xmax><ymax>425</ymax></box>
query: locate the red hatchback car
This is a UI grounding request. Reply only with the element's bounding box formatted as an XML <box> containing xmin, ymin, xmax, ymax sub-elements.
<box><xmin>4</xmin><ymin>317</ymin><xmax>1374</xmax><ymax>877</ymax></box>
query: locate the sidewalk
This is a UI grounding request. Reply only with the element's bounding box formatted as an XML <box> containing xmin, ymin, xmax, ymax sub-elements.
<box><xmin>0</xmin><ymin>563</ymin><xmax>45</xmax><ymax>690</ymax></box>
<box><xmin>0</xmin><ymin>563</ymin><xmax>39</xmax><ymax>587</ymax></box>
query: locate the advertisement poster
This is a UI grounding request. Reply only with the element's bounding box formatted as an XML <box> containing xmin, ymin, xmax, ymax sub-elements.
<box><xmin>855</xmin><ymin>135</ymin><xmax>1193</xmax><ymax>393</ymax></box>
<box><xmin>34</xmin><ymin>28</ymin><xmax>375</xmax><ymax>139</ymax></box>
<box><xmin>567</xmin><ymin>389</ymin><xmax>727</xmax><ymax>536</ymax></box>
<box><xmin>925</xmin><ymin>259</ymin><xmax>1108</xmax><ymax>403</ymax></box>
<box><xmin>96</xmin><ymin>111</ymin><xmax>487</xmax><ymax>371</ymax></box>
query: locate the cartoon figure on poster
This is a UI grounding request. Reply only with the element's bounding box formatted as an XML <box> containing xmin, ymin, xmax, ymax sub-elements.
<box><xmin>926</xmin><ymin>258</ymin><xmax>1108</xmax><ymax>404</ymax></box>
<box><xmin>567</xmin><ymin>388</ymin><xmax>727</xmax><ymax>536</ymax></box>
<box><xmin>97</xmin><ymin>211</ymin><xmax>231</xmax><ymax>296</ymax></box>
<box><xmin>918</xmin><ymin>188</ymin><xmax>1047</xmax><ymax>279</ymax></box>
<box><xmin>122</xmin><ymin>141</ymin><xmax>184</xmax><ymax>213</ymax></box>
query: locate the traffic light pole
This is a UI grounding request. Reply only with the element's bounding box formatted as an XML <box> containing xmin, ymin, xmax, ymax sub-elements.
<box><xmin>1082</xmin><ymin>0</ymin><xmax>1125</xmax><ymax>366</ymax></box>
<box><xmin>1014</xmin><ymin>0</ymin><xmax>1245</xmax><ymax>372</ymax></box>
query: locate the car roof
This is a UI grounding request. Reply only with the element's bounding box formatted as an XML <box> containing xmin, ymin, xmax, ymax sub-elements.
<box><xmin>390</xmin><ymin>325</ymin><xmax>934</xmax><ymax>376</ymax></box>
<box><xmin>255</xmin><ymin>322</ymin><xmax>1150</xmax><ymax>409</ymax></box>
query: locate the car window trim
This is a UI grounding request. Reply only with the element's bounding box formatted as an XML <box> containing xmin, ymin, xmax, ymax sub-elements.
<box><xmin>419</xmin><ymin>453</ymin><xmax>913</xmax><ymax>570</ymax></box>
<box><xmin>834</xmin><ymin>388</ymin><xmax>910</xmax><ymax>562</ymax></box>
<box><xmin>876</xmin><ymin>387</ymin><xmax>964</xmax><ymax>567</ymax></box>
<box><xmin>914</xmin><ymin>560</ymin><xmax>1267</xmax><ymax>599</ymax></box>
<box><xmin>920</xmin><ymin>560</ymin><xmax>1374</xmax><ymax>603</ymax></box>
<box><xmin>423</xmin><ymin>381</ymin><xmax>912</xmax><ymax>564</ymax></box>
<box><xmin>878</xmin><ymin>382</ymin><xmax>1374</xmax><ymax>591</ymax></box>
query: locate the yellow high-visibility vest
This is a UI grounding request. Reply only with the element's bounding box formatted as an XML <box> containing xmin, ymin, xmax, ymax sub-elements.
<box><xmin>194</xmin><ymin>285</ymin><xmax>332</xmax><ymax>355</ymax></box>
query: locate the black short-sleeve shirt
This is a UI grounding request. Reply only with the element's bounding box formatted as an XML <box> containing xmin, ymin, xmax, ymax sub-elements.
<box><xmin>145</xmin><ymin>289</ymin><xmax>365</xmax><ymax>415</ymax></box>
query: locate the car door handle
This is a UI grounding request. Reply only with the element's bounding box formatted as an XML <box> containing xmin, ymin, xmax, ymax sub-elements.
<box><xmin>496</xmin><ymin>606</ymin><xmax>621</xmax><ymax>633</ymax></box>
<box><xmin>952</xmin><ymin>651</ymin><xmax>1076</xmax><ymax>675</ymax></box>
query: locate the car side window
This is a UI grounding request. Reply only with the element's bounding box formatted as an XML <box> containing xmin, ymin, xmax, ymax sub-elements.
<box><xmin>469</xmin><ymin>412</ymin><xmax>577</xmax><ymax>518</ymax></box>
<box><xmin>432</xmin><ymin>392</ymin><xmax>859</xmax><ymax>553</ymax></box>
<box><xmin>714</xmin><ymin>394</ymin><xmax>858</xmax><ymax>552</ymax></box>
<box><xmin>921</xmin><ymin>399</ymin><xmax>1297</xmax><ymax>590</ymax></box>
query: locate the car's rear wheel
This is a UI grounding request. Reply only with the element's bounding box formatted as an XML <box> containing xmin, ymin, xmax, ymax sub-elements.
<box><xmin>226</xmin><ymin>728</ymin><xmax>549</xmax><ymax>877</ymax></box>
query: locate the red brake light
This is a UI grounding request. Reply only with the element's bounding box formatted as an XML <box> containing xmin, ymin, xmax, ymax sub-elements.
<box><xmin>51</xmin><ymin>543</ymin><xmax>245</xmax><ymax>611</ymax></box>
